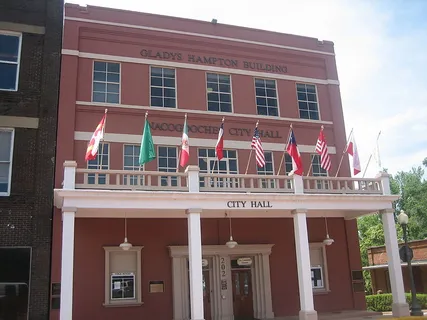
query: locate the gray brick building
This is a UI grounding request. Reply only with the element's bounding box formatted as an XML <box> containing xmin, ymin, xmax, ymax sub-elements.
<box><xmin>0</xmin><ymin>0</ymin><xmax>63</xmax><ymax>319</ymax></box>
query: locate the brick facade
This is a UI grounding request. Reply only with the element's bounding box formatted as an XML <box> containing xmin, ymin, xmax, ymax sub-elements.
<box><xmin>0</xmin><ymin>0</ymin><xmax>63</xmax><ymax>319</ymax></box>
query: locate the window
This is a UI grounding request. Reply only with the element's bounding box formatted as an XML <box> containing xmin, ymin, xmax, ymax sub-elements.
<box><xmin>297</xmin><ymin>83</ymin><xmax>319</xmax><ymax>120</ymax></box>
<box><xmin>257</xmin><ymin>151</ymin><xmax>275</xmax><ymax>188</ymax></box>
<box><xmin>310</xmin><ymin>243</ymin><xmax>329</xmax><ymax>292</ymax></box>
<box><xmin>207</xmin><ymin>73</ymin><xmax>232</xmax><ymax>112</ymax></box>
<box><xmin>0</xmin><ymin>129</ymin><xmax>14</xmax><ymax>196</ymax></box>
<box><xmin>87</xmin><ymin>143</ymin><xmax>109</xmax><ymax>185</ymax></box>
<box><xmin>104</xmin><ymin>246</ymin><xmax>143</xmax><ymax>306</ymax></box>
<box><xmin>0</xmin><ymin>33</ymin><xmax>21</xmax><ymax>91</ymax></box>
<box><xmin>158</xmin><ymin>146</ymin><xmax>177</xmax><ymax>186</ymax></box>
<box><xmin>198</xmin><ymin>149</ymin><xmax>238</xmax><ymax>188</ymax></box>
<box><xmin>92</xmin><ymin>61</ymin><xmax>120</xmax><ymax>103</ymax></box>
<box><xmin>255</xmin><ymin>78</ymin><xmax>278</xmax><ymax>116</ymax></box>
<box><xmin>311</xmin><ymin>154</ymin><xmax>328</xmax><ymax>189</ymax></box>
<box><xmin>123</xmin><ymin>144</ymin><xmax>143</xmax><ymax>186</ymax></box>
<box><xmin>150</xmin><ymin>67</ymin><xmax>176</xmax><ymax>108</ymax></box>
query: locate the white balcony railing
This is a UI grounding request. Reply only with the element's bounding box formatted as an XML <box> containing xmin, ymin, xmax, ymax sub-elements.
<box><xmin>63</xmin><ymin>162</ymin><xmax>388</xmax><ymax>196</ymax></box>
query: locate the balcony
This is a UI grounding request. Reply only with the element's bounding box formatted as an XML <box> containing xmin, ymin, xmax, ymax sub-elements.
<box><xmin>55</xmin><ymin>161</ymin><xmax>396</xmax><ymax>220</ymax></box>
<box><xmin>73</xmin><ymin>168</ymin><xmax>383</xmax><ymax>195</ymax></box>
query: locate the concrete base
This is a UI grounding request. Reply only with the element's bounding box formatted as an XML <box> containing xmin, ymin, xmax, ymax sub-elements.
<box><xmin>299</xmin><ymin>310</ymin><xmax>318</xmax><ymax>320</ymax></box>
<box><xmin>392</xmin><ymin>302</ymin><xmax>410</xmax><ymax>317</ymax></box>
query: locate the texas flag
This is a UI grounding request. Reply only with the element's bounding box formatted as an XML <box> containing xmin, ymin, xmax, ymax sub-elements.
<box><xmin>85</xmin><ymin>110</ymin><xmax>107</xmax><ymax>161</ymax></box>
<box><xmin>215</xmin><ymin>119</ymin><xmax>224</xmax><ymax>161</ymax></box>
<box><xmin>346</xmin><ymin>133</ymin><xmax>361</xmax><ymax>176</ymax></box>
<box><xmin>286</xmin><ymin>128</ymin><xmax>303</xmax><ymax>176</ymax></box>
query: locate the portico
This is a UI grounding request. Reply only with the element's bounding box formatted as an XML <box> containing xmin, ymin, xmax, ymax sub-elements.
<box><xmin>53</xmin><ymin>161</ymin><xmax>409</xmax><ymax>320</ymax></box>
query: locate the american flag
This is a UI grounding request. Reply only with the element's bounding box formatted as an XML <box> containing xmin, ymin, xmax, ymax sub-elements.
<box><xmin>251</xmin><ymin>124</ymin><xmax>265</xmax><ymax>168</ymax></box>
<box><xmin>315</xmin><ymin>127</ymin><xmax>331</xmax><ymax>172</ymax></box>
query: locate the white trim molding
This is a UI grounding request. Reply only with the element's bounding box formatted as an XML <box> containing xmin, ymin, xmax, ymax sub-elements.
<box><xmin>62</xmin><ymin>50</ymin><xmax>339</xmax><ymax>86</ymax></box>
<box><xmin>76</xmin><ymin>101</ymin><xmax>334</xmax><ymax>125</ymax></box>
<box><xmin>64</xmin><ymin>16</ymin><xmax>335</xmax><ymax>57</ymax></box>
<box><xmin>74</xmin><ymin>131</ymin><xmax>337</xmax><ymax>154</ymax></box>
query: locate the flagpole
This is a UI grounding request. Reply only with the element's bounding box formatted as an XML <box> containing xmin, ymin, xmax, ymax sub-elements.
<box><xmin>276</xmin><ymin>124</ymin><xmax>293</xmax><ymax>175</ymax></box>
<box><xmin>139</xmin><ymin>111</ymin><xmax>148</xmax><ymax>171</ymax></box>
<box><xmin>306</xmin><ymin>125</ymin><xmax>323</xmax><ymax>176</ymax></box>
<box><xmin>245</xmin><ymin>120</ymin><xmax>258</xmax><ymax>175</ymax></box>
<box><xmin>335</xmin><ymin>127</ymin><xmax>353</xmax><ymax>177</ymax></box>
<box><xmin>216</xmin><ymin>117</ymin><xmax>225</xmax><ymax>176</ymax></box>
<box><xmin>98</xmin><ymin>108</ymin><xmax>108</xmax><ymax>171</ymax></box>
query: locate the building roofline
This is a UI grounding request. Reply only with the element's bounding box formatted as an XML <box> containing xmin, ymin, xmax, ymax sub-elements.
<box><xmin>367</xmin><ymin>238</ymin><xmax>427</xmax><ymax>250</ymax></box>
<box><xmin>64</xmin><ymin>2</ymin><xmax>335</xmax><ymax>55</ymax></box>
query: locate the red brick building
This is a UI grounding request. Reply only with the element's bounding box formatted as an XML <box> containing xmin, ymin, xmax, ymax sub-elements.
<box><xmin>365</xmin><ymin>239</ymin><xmax>427</xmax><ymax>294</ymax></box>
<box><xmin>51</xmin><ymin>4</ymin><xmax>409</xmax><ymax>320</ymax></box>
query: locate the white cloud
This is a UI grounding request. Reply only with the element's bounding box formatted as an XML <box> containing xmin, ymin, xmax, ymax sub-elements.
<box><xmin>68</xmin><ymin>0</ymin><xmax>426</xmax><ymax>177</ymax></box>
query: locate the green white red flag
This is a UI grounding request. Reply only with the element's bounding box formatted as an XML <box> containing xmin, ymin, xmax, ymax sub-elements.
<box><xmin>180</xmin><ymin>114</ymin><xmax>189</xmax><ymax>167</ymax></box>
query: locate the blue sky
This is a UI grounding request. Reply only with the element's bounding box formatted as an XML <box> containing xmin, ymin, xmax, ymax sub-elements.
<box><xmin>68</xmin><ymin>0</ymin><xmax>427</xmax><ymax>178</ymax></box>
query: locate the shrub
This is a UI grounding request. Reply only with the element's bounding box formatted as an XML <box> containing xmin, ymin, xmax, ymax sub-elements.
<box><xmin>366</xmin><ymin>293</ymin><xmax>427</xmax><ymax>312</ymax></box>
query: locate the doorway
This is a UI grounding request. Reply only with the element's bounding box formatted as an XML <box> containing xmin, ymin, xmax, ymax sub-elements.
<box><xmin>232</xmin><ymin>259</ymin><xmax>254</xmax><ymax>320</ymax></box>
<box><xmin>202</xmin><ymin>269</ymin><xmax>211</xmax><ymax>320</ymax></box>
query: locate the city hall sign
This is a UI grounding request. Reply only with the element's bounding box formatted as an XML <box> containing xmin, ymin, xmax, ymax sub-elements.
<box><xmin>149</xmin><ymin>122</ymin><xmax>283</xmax><ymax>139</ymax></box>
<box><xmin>140</xmin><ymin>48</ymin><xmax>288</xmax><ymax>74</ymax></box>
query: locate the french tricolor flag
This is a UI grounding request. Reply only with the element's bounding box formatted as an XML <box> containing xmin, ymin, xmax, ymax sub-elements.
<box><xmin>215</xmin><ymin>119</ymin><xmax>224</xmax><ymax>160</ymax></box>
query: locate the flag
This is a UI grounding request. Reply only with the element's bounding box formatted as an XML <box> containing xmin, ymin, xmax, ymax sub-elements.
<box><xmin>139</xmin><ymin>116</ymin><xmax>156</xmax><ymax>166</ymax></box>
<box><xmin>315</xmin><ymin>127</ymin><xmax>331</xmax><ymax>172</ymax></box>
<box><xmin>286</xmin><ymin>129</ymin><xmax>303</xmax><ymax>176</ymax></box>
<box><xmin>373</xmin><ymin>131</ymin><xmax>382</xmax><ymax>168</ymax></box>
<box><xmin>215</xmin><ymin>120</ymin><xmax>224</xmax><ymax>160</ymax></box>
<box><xmin>180</xmin><ymin>115</ymin><xmax>190</xmax><ymax>168</ymax></box>
<box><xmin>251</xmin><ymin>124</ymin><xmax>265</xmax><ymax>168</ymax></box>
<box><xmin>85</xmin><ymin>112</ymin><xmax>107</xmax><ymax>161</ymax></box>
<box><xmin>346</xmin><ymin>133</ymin><xmax>361</xmax><ymax>176</ymax></box>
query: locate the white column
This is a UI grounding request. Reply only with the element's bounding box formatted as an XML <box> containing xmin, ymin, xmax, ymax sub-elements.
<box><xmin>63</xmin><ymin>161</ymin><xmax>77</xmax><ymax>189</ymax></box>
<box><xmin>293</xmin><ymin>174</ymin><xmax>304</xmax><ymax>194</ymax></box>
<box><xmin>292</xmin><ymin>209</ymin><xmax>317</xmax><ymax>320</ymax></box>
<box><xmin>186</xmin><ymin>165</ymin><xmax>200</xmax><ymax>193</ymax></box>
<box><xmin>261</xmin><ymin>253</ymin><xmax>274</xmax><ymax>319</ymax></box>
<box><xmin>381</xmin><ymin>209</ymin><xmax>410</xmax><ymax>317</ymax></box>
<box><xmin>60</xmin><ymin>209</ymin><xmax>76</xmax><ymax>320</ymax></box>
<box><xmin>187</xmin><ymin>208</ymin><xmax>204</xmax><ymax>320</ymax></box>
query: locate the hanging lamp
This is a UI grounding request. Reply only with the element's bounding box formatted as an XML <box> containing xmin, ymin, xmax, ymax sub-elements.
<box><xmin>225</xmin><ymin>212</ymin><xmax>238</xmax><ymax>249</ymax></box>
<box><xmin>323</xmin><ymin>217</ymin><xmax>334</xmax><ymax>246</ymax></box>
<box><xmin>120</xmin><ymin>213</ymin><xmax>133</xmax><ymax>251</ymax></box>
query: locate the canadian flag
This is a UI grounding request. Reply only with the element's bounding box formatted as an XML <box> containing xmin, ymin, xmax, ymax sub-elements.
<box><xmin>346</xmin><ymin>133</ymin><xmax>361</xmax><ymax>176</ymax></box>
<box><xmin>85</xmin><ymin>111</ymin><xmax>107</xmax><ymax>161</ymax></box>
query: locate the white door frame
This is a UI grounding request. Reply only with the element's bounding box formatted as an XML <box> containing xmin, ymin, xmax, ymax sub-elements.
<box><xmin>169</xmin><ymin>244</ymin><xmax>274</xmax><ymax>320</ymax></box>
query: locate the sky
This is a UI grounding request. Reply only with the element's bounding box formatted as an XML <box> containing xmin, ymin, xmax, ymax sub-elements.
<box><xmin>68</xmin><ymin>0</ymin><xmax>427</xmax><ymax>178</ymax></box>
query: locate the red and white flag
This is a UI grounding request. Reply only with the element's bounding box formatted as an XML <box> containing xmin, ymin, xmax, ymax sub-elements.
<box><xmin>286</xmin><ymin>128</ymin><xmax>303</xmax><ymax>175</ymax></box>
<box><xmin>346</xmin><ymin>133</ymin><xmax>361</xmax><ymax>176</ymax></box>
<box><xmin>215</xmin><ymin>119</ymin><xmax>224</xmax><ymax>161</ymax></box>
<box><xmin>315</xmin><ymin>127</ymin><xmax>331</xmax><ymax>172</ymax></box>
<box><xmin>179</xmin><ymin>115</ymin><xmax>190</xmax><ymax>168</ymax></box>
<box><xmin>85</xmin><ymin>110</ymin><xmax>107</xmax><ymax>161</ymax></box>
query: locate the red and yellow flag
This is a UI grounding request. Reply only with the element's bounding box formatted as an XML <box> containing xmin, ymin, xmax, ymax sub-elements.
<box><xmin>85</xmin><ymin>111</ymin><xmax>107</xmax><ymax>161</ymax></box>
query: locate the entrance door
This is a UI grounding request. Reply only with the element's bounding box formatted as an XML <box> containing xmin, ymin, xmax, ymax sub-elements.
<box><xmin>202</xmin><ymin>270</ymin><xmax>211</xmax><ymax>320</ymax></box>
<box><xmin>232</xmin><ymin>269</ymin><xmax>254</xmax><ymax>320</ymax></box>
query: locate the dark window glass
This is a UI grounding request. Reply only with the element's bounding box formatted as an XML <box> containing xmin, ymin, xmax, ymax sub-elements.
<box><xmin>297</xmin><ymin>83</ymin><xmax>319</xmax><ymax>120</ymax></box>
<box><xmin>207</xmin><ymin>73</ymin><xmax>232</xmax><ymax>112</ymax></box>
<box><xmin>255</xmin><ymin>78</ymin><xmax>278</xmax><ymax>116</ymax></box>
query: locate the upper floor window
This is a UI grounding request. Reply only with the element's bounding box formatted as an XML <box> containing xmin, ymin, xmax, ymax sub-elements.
<box><xmin>0</xmin><ymin>129</ymin><xmax>15</xmax><ymax>196</ymax></box>
<box><xmin>311</xmin><ymin>154</ymin><xmax>328</xmax><ymax>177</ymax></box>
<box><xmin>255</xmin><ymin>79</ymin><xmax>278</xmax><ymax>116</ymax></box>
<box><xmin>87</xmin><ymin>143</ymin><xmax>109</xmax><ymax>185</ymax></box>
<box><xmin>158</xmin><ymin>146</ymin><xmax>177</xmax><ymax>186</ymax></box>
<box><xmin>123</xmin><ymin>144</ymin><xmax>143</xmax><ymax>186</ymax></box>
<box><xmin>93</xmin><ymin>61</ymin><xmax>120</xmax><ymax>104</ymax></box>
<box><xmin>206</xmin><ymin>73</ymin><xmax>232</xmax><ymax>112</ymax></box>
<box><xmin>198</xmin><ymin>148</ymin><xmax>237</xmax><ymax>188</ymax></box>
<box><xmin>0</xmin><ymin>33</ymin><xmax>22</xmax><ymax>91</ymax></box>
<box><xmin>297</xmin><ymin>83</ymin><xmax>319</xmax><ymax>120</ymax></box>
<box><xmin>150</xmin><ymin>67</ymin><xmax>176</xmax><ymax>108</ymax></box>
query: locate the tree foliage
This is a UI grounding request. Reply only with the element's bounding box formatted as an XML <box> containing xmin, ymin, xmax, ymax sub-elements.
<box><xmin>357</xmin><ymin>157</ymin><xmax>427</xmax><ymax>293</ymax></box>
